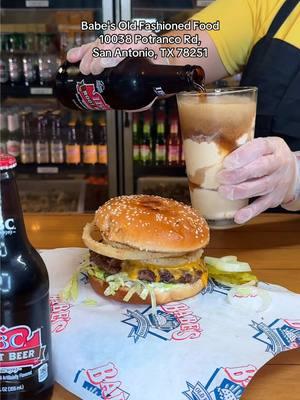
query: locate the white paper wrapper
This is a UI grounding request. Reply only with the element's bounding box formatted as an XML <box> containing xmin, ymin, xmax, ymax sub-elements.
<box><xmin>43</xmin><ymin>248</ymin><xmax>300</xmax><ymax>400</ymax></box>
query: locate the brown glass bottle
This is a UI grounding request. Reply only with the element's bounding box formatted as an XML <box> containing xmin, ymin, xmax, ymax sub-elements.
<box><xmin>56</xmin><ymin>57</ymin><xmax>205</xmax><ymax>111</ymax></box>
<box><xmin>0</xmin><ymin>154</ymin><xmax>54</xmax><ymax>399</ymax></box>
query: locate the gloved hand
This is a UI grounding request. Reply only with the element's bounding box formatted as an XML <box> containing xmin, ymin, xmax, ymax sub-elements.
<box><xmin>67</xmin><ymin>29</ymin><xmax>168</xmax><ymax>75</ymax></box>
<box><xmin>217</xmin><ymin>137</ymin><xmax>300</xmax><ymax>224</ymax></box>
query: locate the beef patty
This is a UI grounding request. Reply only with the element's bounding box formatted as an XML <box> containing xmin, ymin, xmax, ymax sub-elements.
<box><xmin>89</xmin><ymin>250</ymin><xmax>202</xmax><ymax>284</ymax></box>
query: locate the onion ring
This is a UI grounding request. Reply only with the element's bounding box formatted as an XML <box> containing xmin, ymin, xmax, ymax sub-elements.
<box><xmin>82</xmin><ymin>221</ymin><xmax>191</xmax><ymax>260</ymax></box>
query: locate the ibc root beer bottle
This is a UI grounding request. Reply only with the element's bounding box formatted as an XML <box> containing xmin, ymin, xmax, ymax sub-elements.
<box><xmin>56</xmin><ymin>57</ymin><xmax>205</xmax><ymax>111</ymax></box>
<box><xmin>0</xmin><ymin>154</ymin><xmax>54</xmax><ymax>399</ymax></box>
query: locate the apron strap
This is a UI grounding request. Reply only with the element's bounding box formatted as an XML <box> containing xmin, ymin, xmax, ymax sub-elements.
<box><xmin>267</xmin><ymin>0</ymin><xmax>299</xmax><ymax>38</ymax></box>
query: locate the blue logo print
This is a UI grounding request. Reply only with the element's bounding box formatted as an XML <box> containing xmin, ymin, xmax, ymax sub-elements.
<box><xmin>122</xmin><ymin>307</ymin><xmax>180</xmax><ymax>342</ymax></box>
<box><xmin>122</xmin><ymin>302</ymin><xmax>202</xmax><ymax>343</ymax></box>
<box><xmin>183</xmin><ymin>368</ymin><xmax>246</xmax><ymax>400</ymax></box>
<box><xmin>251</xmin><ymin>318</ymin><xmax>300</xmax><ymax>354</ymax></box>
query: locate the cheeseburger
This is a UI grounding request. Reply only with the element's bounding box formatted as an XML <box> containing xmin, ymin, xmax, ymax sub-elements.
<box><xmin>82</xmin><ymin>195</ymin><xmax>209</xmax><ymax>306</ymax></box>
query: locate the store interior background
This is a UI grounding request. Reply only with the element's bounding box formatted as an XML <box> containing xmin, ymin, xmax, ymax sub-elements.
<box><xmin>1</xmin><ymin>0</ymin><xmax>241</xmax><ymax>213</ymax></box>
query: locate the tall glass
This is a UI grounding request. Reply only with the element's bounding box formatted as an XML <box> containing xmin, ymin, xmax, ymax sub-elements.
<box><xmin>177</xmin><ymin>87</ymin><xmax>257</xmax><ymax>229</ymax></box>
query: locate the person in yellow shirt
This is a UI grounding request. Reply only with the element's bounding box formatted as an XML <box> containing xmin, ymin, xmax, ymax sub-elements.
<box><xmin>67</xmin><ymin>0</ymin><xmax>300</xmax><ymax>223</ymax></box>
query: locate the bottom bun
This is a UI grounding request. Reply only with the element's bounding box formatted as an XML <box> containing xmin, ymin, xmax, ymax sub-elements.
<box><xmin>89</xmin><ymin>273</ymin><xmax>208</xmax><ymax>305</ymax></box>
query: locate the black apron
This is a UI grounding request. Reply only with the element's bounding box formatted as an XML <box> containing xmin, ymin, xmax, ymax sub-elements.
<box><xmin>240</xmin><ymin>0</ymin><xmax>300</xmax><ymax>151</ymax></box>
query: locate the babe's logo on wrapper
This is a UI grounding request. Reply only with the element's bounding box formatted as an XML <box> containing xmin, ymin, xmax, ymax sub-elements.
<box><xmin>75</xmin><ymin>80</ymin><xmax>111</xmax><ymax>111</ymax></box>
<box><xmin>183</xmin><ymin>364</ymin><xmax>257</xmax><ymax>400</ymax></box>
<box><xmin>0</xmin><ymin>325</ymin><xmax>46</xmax><ymax>368</ymax></box>
<box><xmin>50</xmin><ymin>296</ymin><xmax>72</xmax><ymax>334</ymax></box>
<box><xmin>122</xmin><ymin>302</ymin><xmax>202</xmax><ymax>343</ymax></box>
<box><xmin>251</xmin><ymin>318</ymin><xmax>300</xmax><ymax>355</ymax></box>
<box><xmin>74</xmin><ymin>362</ymin><xmax>130</xmax><ymax>400</ymax></box>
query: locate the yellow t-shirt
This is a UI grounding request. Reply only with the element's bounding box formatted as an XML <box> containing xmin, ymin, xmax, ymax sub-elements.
<box><xmin>193</xmin><ymin>0</ymin><xmax>300</xmax><ymax>75</ymax></box>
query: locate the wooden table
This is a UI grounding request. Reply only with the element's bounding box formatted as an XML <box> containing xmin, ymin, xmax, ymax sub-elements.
<box><xmin>24</xmin><ymin>213</ymin><xmax>300</xmax><ymax>400</ymax></box>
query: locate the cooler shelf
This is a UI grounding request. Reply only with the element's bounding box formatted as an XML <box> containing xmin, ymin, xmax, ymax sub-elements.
<box><xmin>1</xmin><ymin>84</ymin><xmax>54</xmax><ymax>99</ymax></box>
<box><xmin>16</xmin><ymin>163</ymin><xmax>107</xmax><ymax>176</ymax></box>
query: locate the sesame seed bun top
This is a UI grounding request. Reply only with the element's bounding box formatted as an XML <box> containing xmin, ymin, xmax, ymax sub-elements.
<box><xmin>95</xmin><ymin>195</ymin><xmax>209</xmax><ymax>253</ymax></box>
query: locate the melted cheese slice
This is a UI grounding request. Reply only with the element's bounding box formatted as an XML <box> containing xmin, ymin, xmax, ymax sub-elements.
<box><xmin>122</xmin><ymin>259</ymin><xmax>206</xmax><ymax>282</ymax></box>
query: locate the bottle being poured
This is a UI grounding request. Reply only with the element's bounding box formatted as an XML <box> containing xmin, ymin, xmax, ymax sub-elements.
<box><xmin>55</xmin><ymin>57</ymin><xmax>205</xmax><ymax>111</ymax></box>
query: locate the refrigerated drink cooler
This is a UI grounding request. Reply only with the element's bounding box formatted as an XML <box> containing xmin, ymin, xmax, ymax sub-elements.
<box><xmin>1</xmin><ymin>0</ymin><xmax>224</xmax><ymax>212</ymax></box>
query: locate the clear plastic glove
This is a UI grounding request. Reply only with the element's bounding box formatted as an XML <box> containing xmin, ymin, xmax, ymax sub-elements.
<box><xmin>67</xmin><ymin>29</ymin><xmax>168</xmax><ymax>75</ymax></box>
<box><xmin>217</xmin><ymin>137</ymin><xmax>299</xmax><ymax>224</ymax></box>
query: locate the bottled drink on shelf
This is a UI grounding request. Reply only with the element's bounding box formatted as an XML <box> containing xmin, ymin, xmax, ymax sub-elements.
<box><xmin>7</xmin><ymin>113</ymin><xmax>21</xmax><ymax>160</ymax></box>
<box><xmin>0</xmin><ymin>111</ymin><xmax>8</xmax><ymax>153</ymax></box>
<box><xmin>20</xmin><ymin>111</ymin><xmax>35</xmax><ymax>164</ymax></box>
<box><xmin>0</xmin><ymin>154</ymin><xmax>54</xmax><ymax>400</ymax></box>
<box><xmin>132</xmin><ymin>114</ymin><xmax>141</xmax><ymax>163</ymax></box>
<box><xmin>38</xmin><ymin>55</ymin><xmax>57</xmax><ymax>86</ymax></box>
<box><xmin>0</xmin><ymin>58</ymin><xmax>9</xmax><ymax>83</ymax></box>
<box><xmin>8</xmin><ymin>55</ymin><xmax>22</xmax><ymax>86</ymax></box>
<box><xmin>0</xmin><ymin>47</ymin><xmax>9</xmax><ymax>83</ymax></box>
<box><xmin>83</xmin><ymin>118</ymin><xmax>97</xmax><ymax>165</ymax></box>
<box><xmin>24</xmin><ymin>32</ymin><xmax>38</xmax><ymax>53</ymax></box>
<box><xmin>7</xmin><ymin>34</ymin><xmax>16</xmax><ymax>52</ymax></box>
<box><xmin>97</xmin><ymin>118</ymin><xmax>108</xmax><ymax>165</ymax></box>
<box><xmin>0</xmin><ymin>33</ymin><xmax>9</xmax><ymax>53</ymax></box>
<box><xmin>56</xmin><ymin>57</ymin><xmax>205</xmax><ymax>111</ymax></box>
<box><xmin>65</xmin><ymin>119</ymin><xmax>81</xmax><ymax>165</ymax></box>
<box><xmin>38</xmin><ymin>33</ymin><xmax>52</xmax><ymax>54</ymax></box>
<box><xmin>23</xmin><ymin>56</ymin><xmax>37</xmax><ymax>86</ymax></box>
<box><xmin>36</xmin><ymin>113</ymin><xmax>50</xmax><ymax>164</ymax></box>
<box><xmin>140</xmin><ymin>113</ymin><xmax>152</xmax><ymax>165</ymax></box>
<box><xmin>50</xmin><ymin>112</ymin><xmax>64</xmax><ymax>164</ymax></box>
<box><xmin>1</xmin><ymin>34</ymin><xmax>8</xmax><ymax>84</ymax></box>
<box><xmin>168</xmin><ymin>117</ymin><xmax>180</xmax><ymax>165</ymax></box>
<box><xmin>155</xmin><ymin>113</ymin><xmax>167</xmax><ymax>165</ymax></box>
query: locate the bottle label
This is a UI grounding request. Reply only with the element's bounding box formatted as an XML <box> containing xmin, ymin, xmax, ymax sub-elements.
<box><xmin>76</xmin><ymin>80</ymin><xmax>111</xmax><ymax>111</ymax></box>
<box><xmin>66</xmin><ymin>144</ymin><xmax>81</xmax><ymax>164</ymax></box>
<box><xmin>8</xmin><ymin>59</ymin><xmax>21</xmax><ymax>82</ymax></box>
<box><xmin>133</xmin><ymin>144</ymin><xmax>140</xmax><ymax>161</ymax></box>
<box><xmin>156</xmin><ymin>144</ymin><xmax>166</xmax><ymax>162</ymax></box>
<box><xmin>36</xmin><ymin>143</ymin><xmax>49</xmax><ymax>164</ymax></box>
<box><xmin>7</xmin><ymin>140</ymin><xmax>21</xmax><ymax>157</ymax></box>
<box><xmin>23</xmin><ymin>60</ymin><xmax>36</xmax><ymax>83</ymax></box>
<box><xmin>98</xmin><ymin>144</ymin><xmax>107</xmax><ymax>164</ymax></box>
<box><xmin>21</xmin><ymin>142</ymin><xmax>35</xmax><ymax>164</ymax></box>
<box><xmin>83</xmin><ymin>145</ymin><xmax>97</xmax><ymax>164</ymax></box>
<box><xmin>169</xmin><ymin>145</ymin><xmax>180</xmax><ymax>163</ymax></box>
<box><xmin>140</xmin><ymin>145</ymin><xmax>151</xmax><ymax>162</ymax></box>
<box><xmin>50</xmin><ymin>142</ymin><xmax>64</xmax><ymax>163</ymax></box>
<box><xmin>0</xmin><ymin>324</ymin><xmax>49</xmax><ymax>393</ymax></box>
<box><xmin>0</xmin><ymin>218</ymin><xmax>16</xmax><ymax>237</ymax></box>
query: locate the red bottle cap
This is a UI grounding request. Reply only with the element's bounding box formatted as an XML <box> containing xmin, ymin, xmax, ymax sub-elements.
<box><xmin>0</xmin><ymin>153</ymin><xmax>17</xmax><ymax>170</ymax></box>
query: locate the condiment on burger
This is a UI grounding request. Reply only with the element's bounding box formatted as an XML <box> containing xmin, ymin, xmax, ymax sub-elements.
<box><xmin>82</xmin><ymin>195</ymin><xmax>209</xmax><ymax>306</ymax></box>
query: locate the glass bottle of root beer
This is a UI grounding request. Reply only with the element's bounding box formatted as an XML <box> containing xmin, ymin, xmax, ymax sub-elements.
<box><xmin>56</xmin><ymin>57</ymin><xmax>205</xmax><ymax>111</ymax></box>
<box><xmin>0</xmin><ymin>154</ymin><xmax>54</xmax><ymax>399</ymax></box>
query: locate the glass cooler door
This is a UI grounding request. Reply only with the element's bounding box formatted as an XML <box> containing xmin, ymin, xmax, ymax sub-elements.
<box><xmin>1</xmin><ymin>0</ymin><xmax>117</xmax><ymax>213</ymax></box>
<box><xmin>119</xmin><ymin>0</ymin><xmax>213</xmax><ymax>203</ymax></box>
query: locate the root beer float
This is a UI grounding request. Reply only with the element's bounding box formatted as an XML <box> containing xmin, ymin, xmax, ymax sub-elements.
<box><xmin>177</xmin><ymin>88</ymin><xmax>257</xmax><ymax>229</ymax></box>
